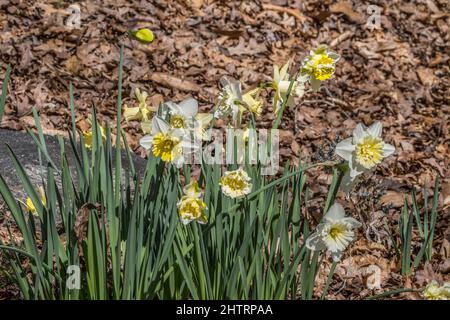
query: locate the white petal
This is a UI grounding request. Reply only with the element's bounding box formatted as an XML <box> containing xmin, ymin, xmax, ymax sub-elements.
<box><xmin>353</xmin><ymin>123</ymin><xmax>366</xmax><ymax>142</ymax></box>
<box><xmin>179</xmin><ymin>98</ymin><xmax>198</xmax><ymax>118</ymax></box>
<box><xmin>305</xmin><ymin>231</ymin><xmax>327</xmax><ymax>251</ymax></box>
<box><xmin>220</xmin><ymin>76</ymin><xmax>231</xmax><ymax>88</ymax></box>
<box><xmin>172</xmin><ymin>154</ymin><xmax>185</xmax><ymax>168</ymax></box>
<box><xmin>139</xmin><ymin>135</ymin><xmax>153</xmax><ymax>150</ymax></box>
<box><xmin>335</xmin><ymin>138</ymin><xmax>355</xmax><ymax>161</ymax></box>
<box><xmin>231</xmin><ymin>82</ymin><xmax>242</xmax><ymax>100</ymax></box>
<box><xmin>368</xmin><ymin>121</ymin><xmax>383</xmax><ymax>137</ymax></box>
<box><xmin>165</xmin><ymin>101</ymin><xmax>181</xmax><ymax>115</ymax></box>
<box><xmin>180</xmin><ymin>218</ymin><xmax>192</xmax><ymax>225</ymax></box>
<box><xmin>331</xmin><ymin>251</ymin><xmax>343</xmax><ymax>262</ymax></box>
<box><xmin>343</xmin><ymin>217</ymin><xmax>362</xmax><ymax>228</ymax></box>
<box><xmin>328</xmin><ymin>52</ymin><xmax>340</xmax><ymax>62</ymax></box>
<box><xmin>273</xmin><ymin>65</ymin><xmax>280</xmax><ymax>84</ymax></box>
<box><xmin>348</xmin><ymin>152</ymin><xmax>367</xmax><ymax>178</ymax></box>
<box><xmin>340</xmin><ymin>171</ymin><xmax>353</xmax><ymax>195</ymax></box>
<box><xmin>152</xmin><ymin>116</ymin><xmax>170</xmax><ymax>134</ymax></box>
<box><xmin>382</xmin><ymin>143</ymin><xmax>395</xmax><ymax>157</ymax></box>
<box><xmin>325</xmin><ymin>203</ymin><xmax>346</xmax><ymax>221</ymax></box>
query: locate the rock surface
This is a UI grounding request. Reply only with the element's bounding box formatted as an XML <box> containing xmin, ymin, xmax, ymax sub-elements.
<box><xmin>0</xmin><ymin>128</ymin><xmax>147</xmax><ymax>212</ymax></box>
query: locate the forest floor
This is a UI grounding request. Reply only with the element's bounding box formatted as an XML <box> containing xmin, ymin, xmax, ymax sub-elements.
<box><xmin>0</xmin><ymin>0</ymin><xmax>449</xmax><ymax>299</ymax></box>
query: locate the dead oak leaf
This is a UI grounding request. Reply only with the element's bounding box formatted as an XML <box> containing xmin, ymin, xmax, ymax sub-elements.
<box><xmin>416</xmin><ymin>67</ymin><xmax>437</xmax><ymax>86</ymax></box>
<box><xmin>149</xmin><ymin>73</ymin><xmax>201</xmax><ymax>92</ymax></box>
<box><xmin>330</xmin><ymin>1</ymin><xmax>365</xmax><ymax>24</ymax></box>
<box><xmin>380</xmin><ymin>190</ymin><xmax>405</xmax><ymax>208</ymax></box>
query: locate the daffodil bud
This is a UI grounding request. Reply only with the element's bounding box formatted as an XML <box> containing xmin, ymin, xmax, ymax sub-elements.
<box><xmin>130</xmin><ymin>28</ymin><xmax>154</xmax><ymax>44</ymax></box>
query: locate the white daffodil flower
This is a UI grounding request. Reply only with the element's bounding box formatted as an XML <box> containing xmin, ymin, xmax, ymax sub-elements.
<box><xmin>164</xmin><ymin>97</ymin><xmax>199</xmax><ymax>131</ymax></box>
<box><xmin>123</xmin><ymin>88</ymin><xmax>155</xmax><ymax>123</ymax></box>
<box><xmin>306</xmin><ymin>203</ymin><xmax>361</xmax><ymax>262</ymax></box>
<box><xmin>214</xmin><ymin>77</ymin><xmax>245</xmax><ymax>126</ymax></box>
<box><xmin>272</xmin><ymin>61</ymin><xmax>307</xmax><ymax>112</ymax></box>
<box><xmin>177</xmin><ymin>181</ymin><xmax>208</xmax><ymax>225</ymax></box>
<box><xmin>140</xmin><ymin>116</ymin><xmax>198</xmax><ymax>168</ymax></box>
<box><xmin>194</xmin><ymin>113</ymin><xmax>213</xmax><ymax>141</ymax></box>
<box><xmin>335</xmin><ymin>121</ymin><xmax>395</xmax><ymax>191</ymax></box>
<box><xmin>242</xmin><ymin>88</ymin><xmax>264</xmax><ymax>118</ymax></box>
<box><xmin>219</xmin><ymin>168</ymin><xmax>252</xmax><ymax>199</ymax></box>
<box><xmin>301</xmin><ymin>45</ymin><xmax>340</xmax><ymax>91</ymax></box>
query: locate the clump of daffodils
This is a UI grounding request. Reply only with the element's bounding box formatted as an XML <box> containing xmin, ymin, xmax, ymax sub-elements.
<box><xmin>140</xmin><ymin>116</ymin><xmax>196</xmax><ymax>168</ymax></box>
<box><xmin>25</xmin><ymin>187</ymin><xmax>46</xmax><ymax>216</ymax></box>
<box><xmin>219</xmin><ymin>168</ymin><xmax>252</xmax><ymax>199</ymax></box>
<box><xmin>335</xmin><ymin>121</ymin><xmax>395</xmax><ymax>192</ymax></box>
<box><xmin>177</xmin><ymin>181</ymin><xmax>208</xmax><ymax>225</ymax></box>
<box><xmin>301</xmin><ymin>45</ymin><xmax>340</xmax><ymax>91</ymax></box>
<box><xmin>306</xmin><ymin>203</ymin><xmax>361</xmax><ymax>262</ymax></box>
<box><xmin>423</xmin><ymin>280</ymin><xmax>450</xmax><ymax>300</ymax></box>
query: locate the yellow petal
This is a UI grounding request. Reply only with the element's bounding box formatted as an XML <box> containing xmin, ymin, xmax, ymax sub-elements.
<box><xmin>124</xmin><ymin>105</ymin><xmax>142</xmax><ymax>122</ymax></box>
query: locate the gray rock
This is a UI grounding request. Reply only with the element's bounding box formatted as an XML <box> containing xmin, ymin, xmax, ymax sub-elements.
<box><xmin>0</xmin><ymin>128</ymin><xmax>147</xmax><ymax>216</ymax></box>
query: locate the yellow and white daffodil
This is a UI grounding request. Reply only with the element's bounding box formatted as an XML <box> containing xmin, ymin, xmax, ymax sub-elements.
<box><xmin>214</xmin><ymin>77</ymin><xmax>245</xmax><ymax>126</ymax></box>
<box><xmin>301</xmin><ymin>45</ymin><xmax>340</xmax><ymax>91</ymax></box>
<box><xmin>423</xmin><ymin>280</ymin><xmax>450</xmax><ymax>300</ymax></box>
<box><xmin>162</xmin><ymin>97</ymin><xmax>213</xmax><ymax>141</ymax></box>
<box><xmin>272</xmin><ymin>61</ymin><xmax>306</xmax><ymax>112</ymax></box>
<box><xmin>177</xmin><ymin>181</ymin><xmax>208</xmax><ymax>225</ymax></box>
<box><xmin>219</xmin><ymin>168</ymin><xmax>252</xmax><ymax>199</ymax></box>
<box><xmin>83</xmin><ymin>124</ymin><xmax>107</xmax><ymax>150</ymax></box>
<box><xmin>242</xmin><ymin>88</ymin><xmax>264</xmax><ymax>118</ymax></box>
<box><xmin>335</xmin><ymin>121</ymin><xmax>395</xmax><ymax>190</ymax></box>
<box><xmin>163</xmin><ymin>97</ymin><xmax>199</xmax><ymax>131</ymax></box>
<box><xmin>25</xmin><ymin>187</ymin><xmax>47</xmax><ymax>216</ymax></box>
<box><xmin>306</xmin><ymin>203</ymin><xmax>361</xmax><ymax>262</ymax></box>
<box><xmin>140</xmin><ymin>116</ymin><xmax>197</xmax><ymax>168</ymax></box>
<box><xmin>123</xmin><ymin>88</ymin><xmax>155</xmax><ymax>123</ymax></box>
